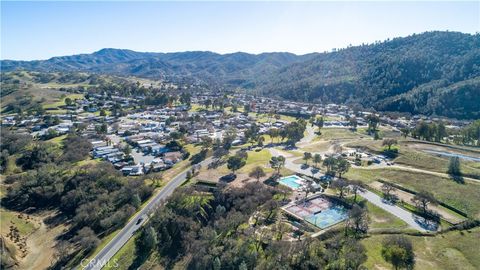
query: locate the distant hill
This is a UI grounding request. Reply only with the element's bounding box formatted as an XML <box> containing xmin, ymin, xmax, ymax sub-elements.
<box><xmin>2</xmin><ymin>31</ymin><xmax>479</xmax><ymax>119</ymax></box>
<box><xmin>1</xmin><ymin>49</ymin><xmax>315</xmax><ymax>85</ymax></box>
<box><xmin>254</xmin><ymin>31</ymin><xmax>480</xmax><ymax>119</ymax></box>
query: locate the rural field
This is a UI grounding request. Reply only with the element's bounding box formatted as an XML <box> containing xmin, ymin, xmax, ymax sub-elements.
<box><xmin>362</xmin><ymin>228</ymin><xmax>480</xmax><ymax>270</ymax></box>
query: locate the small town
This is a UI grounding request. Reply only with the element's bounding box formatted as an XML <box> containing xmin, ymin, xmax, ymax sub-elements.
<box><xmin>1</xmin><ymin>2</ymin><xmax>479</xmax><ymax>270</ymax></box>
<box><xmin>3</xmin><ymin>86</ymin><xmax>474</xmax><ymax>177</ymax></box>
<box><xmin>2</xmin><ymin>71</ymin><xmax>479</xmax><ymax>269</ymax></box>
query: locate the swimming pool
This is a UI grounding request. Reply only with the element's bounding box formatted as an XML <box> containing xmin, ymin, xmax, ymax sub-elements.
<box><xmin>279</xmin><ymin>175</ymin><xmax>304</xmax><ymax>189</ymax></box>
<box><xmin>304</xmin><ymin>205</ymin><xmax>348</xmax><ymax>229</ymax></box>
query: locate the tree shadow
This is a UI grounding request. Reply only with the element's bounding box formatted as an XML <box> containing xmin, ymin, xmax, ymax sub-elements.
<box><xmin>208</xmin><ymin>159</ymin><xmax>226</xmax><ymax>169</ymax></box>
<box><xmin>381</xmin><ymin>194</ymin><xmax>399</xmax><ymax>205</ymax></box>
<box><xmin>283</xmin><ymin>145</ymin><xmax>297</xmax><ymax>151</ymax></box>
<box><xmin>450</xmin><ymin>174</ymin><xmax>465</xmax><ymax>184</ymax></box>
<box><xmin>263</xmin><ymin>174</ymin><xmax>281</xmax><ymax>187</ymax></box>
<box><xmin>43</xmin><ymin>211</ymin><xmax>69</xmax><ymax>227</ymax></box>
<box><xmin>128</xmin><ymin>251</ymin><xmax>151</xmax><ymax>270</ymax></box>
<box><xmin>382</xmin><ymin>149</ymin><xmax>398</xmax><ymax>158</ymax></box>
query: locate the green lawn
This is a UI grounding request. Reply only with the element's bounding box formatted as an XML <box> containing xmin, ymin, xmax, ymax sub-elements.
<box><xmin>261</xmin><ymin>134</ymin><xmax>287</xmax><ymax>144</ymax></box>
<box><xmin>188</xmin><ymin>103</ymin><xmax>204</xmax><ymax>112</ymax></box>
<box><xmin>314</xmin><ymin>128</ymin><xmax>367</xmax><ymax>141</ymax></box>
<box><xmin>46</xmin><ymin>134</ymin><xmax>67</xmax><ymax>146</ymax></box>
<box><xmin>102</xmin><ymin>236</ymin><xmax>137</xmax><ymax>270</ymax></box>
<box><xmin>93</xmin><ymin>110</ymin><xmax>112</xmax><ymax>116</ymax></box>
<box><xmin>44</xmin><ymin>109</ymin><xmax>68</xmax><ymax>114</ymax></box>
<box><xmin>251</xmin><ymin>112</ymin><xmax>297</xmax><ymax>123</ymax></box>
<box><xmin>238</xmin><ymin>149</ymin><xmax>273</xmax><ymax>174</ymax></box>
<box><xmin>365</xmin><ymin>201</ymin><xmax>409</xmax><ymax>230</ymax></box>
<box><xmin>196</xmin><ymin>148</ymin><xmax>288</xmax><ymax>177</ymax></box>
<box><xmin>362</xmin><ymin>228</ymin><xmax>480</xmax><ymax>270</ymax></box>
<box><xmin>183</xmin><ymin>143</ymin><xmax>201</xmax><ymax>156</ymax></box>
<box><xmin>312</xmin><ymin>114</ymin><xmax>343</xmax><ymax>121</ymax></box>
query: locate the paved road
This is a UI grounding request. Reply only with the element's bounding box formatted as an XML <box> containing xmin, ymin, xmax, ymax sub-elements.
<box><xmin>81</xmin><ymin>158</ymin><xmax>212</xmax><ymax>270</ymax></box>
<box><xmin>299</xmin><ymin>125</ymin><xmax>316</xmax><ymax>146</ymax></box>
<box><xmin>268</xmin><ymin>148</ymin><xmax>324</xmax><ymax>178</ymax></box>
<box><xmin>358</xmin><ymin>189</ymin><xmax>435</xmax><ymax>232</ymax></box>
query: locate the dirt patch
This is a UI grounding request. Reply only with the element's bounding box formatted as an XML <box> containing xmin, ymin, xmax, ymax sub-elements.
<box><xmin>0</xmin><ymin>209</ymin><xmax>67</xmax><ymax>270</ymax></box>
<box><xmin>1</xmin><ymin>210</ymin><xmax>42</xmax><ymax>262</ymax></box>
<box><xmin>370</xmin><ymin>216</ymin><xmax>389</xmax><ymax>224</ymax></box>
<box><xmin>195</xmin><ymin>167</ymin><xmax>226</xmax><ymax>183</ymax></box>
<box><xmin>14</xmin><ymin>211</ymin><xmax>67</xmax><ymax>270</ymax></box>
<box><xmin>195</xmin><ymin>168</ymin><xmax>272</xmax><ymax>189</ymax></box>
<box><xmin>229</xmin><ymin>173</ymin><xmax>262</xmax><ymax>188</ymax></box>
<box><xmin>300</xmin><ymin>141</ymin><xmax>332</xmax><ymax>153</ymax></box>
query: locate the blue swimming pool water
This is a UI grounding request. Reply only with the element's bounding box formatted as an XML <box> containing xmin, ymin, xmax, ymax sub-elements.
<box><xmin>279</xmin><ymin>176</ymin><xmax>302</xmax><ymax>189</ymax></box>
<box><xmin>304</xmin><ymin>205</ymin><xmax>348</xmax><ymax>229</ymax></box>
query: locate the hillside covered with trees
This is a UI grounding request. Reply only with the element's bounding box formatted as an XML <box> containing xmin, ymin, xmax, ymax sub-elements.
<box><xmin>256</xmin><ymin>31</ymin><xmax>480</xmax><ymax>119</ymax></box>
<box><xmin>2</xmin><ymin>31</ymin><xmax>479</xmax><ymax>119</ymax></box>
<box><xmin>0</xmin><ymin>129</ymin><xmax>154</xmax><ymax>267</ymax></box>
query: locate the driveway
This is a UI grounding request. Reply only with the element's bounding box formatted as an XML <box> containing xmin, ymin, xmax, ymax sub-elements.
<box><xmin>359</xmin><ymin>189</ymin><xmax>436</xmax><ymax>232</ymax></box>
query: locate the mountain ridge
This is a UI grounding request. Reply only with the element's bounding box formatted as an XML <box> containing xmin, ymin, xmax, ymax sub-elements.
<box><xmin>2</xmin><ymin>31</ymin><xmax>479</xmax><ymax>119</ymax></box>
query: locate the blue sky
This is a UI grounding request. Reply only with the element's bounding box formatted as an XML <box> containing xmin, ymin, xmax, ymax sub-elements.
<box><xmin>1</xmin><ymin>1</ymin><xmax>479</xmax><ymax>60</ymax></box>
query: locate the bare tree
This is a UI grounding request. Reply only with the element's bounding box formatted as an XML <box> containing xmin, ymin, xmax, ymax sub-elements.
<box><xmin>350</xmin><ymin>180</ymin><xmax>366</xmax><ymax>203</ymax></box>
<box><xmin>411</xmin><ymin>190</ymin><xmax>437</xmax><ymax>214</ymax></box>
<box><xmin>331</xmin><ymin>178</ymin><xmax>349</xmax><ymax>198</ymax></box>
<box><xmin>382</xmin><ymin>138</ymin><xmax>398</xmax><ymax>150</ymax></box>
<box><xmin>381</xmin><ymin>182</ymin><xmax>396</xmax><ymax>200</ymax></box>
<box><xmin>346</xmin><ymin>205</ymin><xmax>369</xmax><ymax>237</ymax></box>
<box><xmin>249</xmin><ymin>166</ymin><xmax>266</xmax><ymax>182</ymax></box>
